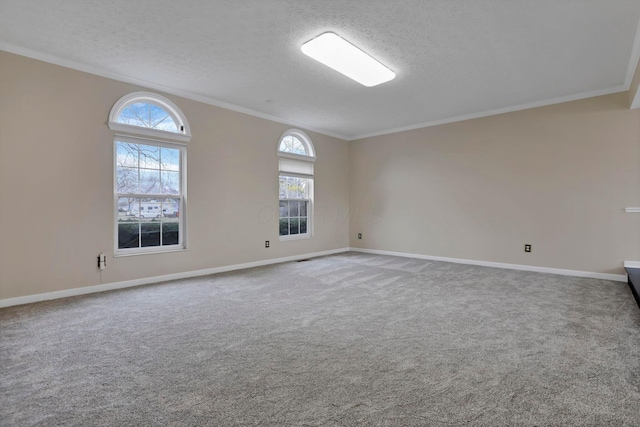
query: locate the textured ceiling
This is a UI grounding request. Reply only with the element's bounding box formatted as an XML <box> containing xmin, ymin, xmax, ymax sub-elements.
<box><xmin>1</xmin><ymin>1</ymin><xmax>640</xmax><ymax>140</ymax></box>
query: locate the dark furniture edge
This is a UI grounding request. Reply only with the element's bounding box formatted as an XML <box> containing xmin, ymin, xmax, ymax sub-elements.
<box><xmin>624</xmin><ymin>267</ymin><xmax>640</xmax><ymax>309</ymax></box>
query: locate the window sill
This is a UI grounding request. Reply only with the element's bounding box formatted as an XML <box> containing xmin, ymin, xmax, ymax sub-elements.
<box><xmin>279</xmin><ymin>234</ymin><xmax>312</xmax><ymax>242</ymax></box>
<box><xmin>114</xmin><ymin>246</ymin><xmax>187</xmax><ymax>257</ymax></box>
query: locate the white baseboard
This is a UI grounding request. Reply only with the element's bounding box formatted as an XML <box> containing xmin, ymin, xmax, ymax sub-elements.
<box><xmin>349</xmin><ymin>248</ymin><xmax>628</xmax><ymax>283</ymax></box>
<box><xmin>0</xmin><ymin>247</ymin><xmax>350</xmax><ymax>308</ymax></box>
<box><xmin>1</xmin><ymin>247</ymin><xmax>628</xmax><ymax>308</ymax></box>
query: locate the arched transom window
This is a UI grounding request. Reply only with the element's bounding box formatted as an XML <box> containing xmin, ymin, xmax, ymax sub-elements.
<box><xmin>108</xmin><ymin>92</ymin><xmax>191</xmax><ymax>142</ymax></box>
<box><xmin>278</xmin><ymin>130</ymin><xmax>315</xmax><ymax>158</ymax></box>
<box><xmin>117</xmin><ymin>101</ymin><xmax>180</xmax><ymax>132</ymax></box>
<box><xmin>279</xmin><ymin>135</ymin><xmax>308</xmax><ymax>156</ymax></box>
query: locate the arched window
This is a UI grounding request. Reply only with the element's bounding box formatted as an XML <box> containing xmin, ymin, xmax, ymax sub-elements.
<box><xmin>117</xmin><ymin>102</ymin><xmax>179</xmax><ymax>132</ymax></box>
<box><xmin>109</xmin><ymin>92</ymin><xmax>190</xmax><ymax>255</ymax></box>
<box><xmin>277</xmin><ymin>130</ymin><xmax>316</xmax><ymax>239</ymax></box>
<box><xmin>108</xmin><ymin>91</ymin><xmax>191</xmax><ymax>142</ymax></box>
<box><xmin>277</xmin><ymin>129</ymin><xmax>315</xmax><ymax>158</ymax></box>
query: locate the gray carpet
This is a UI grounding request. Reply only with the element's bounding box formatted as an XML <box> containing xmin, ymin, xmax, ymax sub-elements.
<box><xmin>2</xmin><ymin>252</ymin><xmax>640</xmax><ymax>426</ymax></box>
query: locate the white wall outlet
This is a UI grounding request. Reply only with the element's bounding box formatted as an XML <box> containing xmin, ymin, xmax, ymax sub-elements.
<box><xmin>98</xmin><ymin>253</ymin><xmax>107</xmax><ymax>269</ymax></box>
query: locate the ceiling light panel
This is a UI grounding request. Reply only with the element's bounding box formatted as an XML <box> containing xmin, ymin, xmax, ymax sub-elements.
<box><xmin>301</xmin><ymin>32</ymin><xmax>395</xmax><ymax>87</ymax></box>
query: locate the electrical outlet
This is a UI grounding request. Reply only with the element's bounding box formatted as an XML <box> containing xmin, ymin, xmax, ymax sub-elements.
<box><xmin>97</xmin><ymin>253</ymin><xmax>107</xmax><ymax>269</ymax></box>
<box><xmin>265</xmin><ymin>240</ymin><xmax>270</xmax><ymax>248</ymax></box>
<box><xmin>358</xmin><ymin>233</ymin><xmax>362</xmax><ymax>240</ymax></box>
<box><xmin>524</xmin><ymin>244</ymin><xmax>532</xmax><ymax>253</ymax></box>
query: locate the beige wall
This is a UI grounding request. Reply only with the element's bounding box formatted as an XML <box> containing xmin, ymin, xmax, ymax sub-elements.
<box><xmin>2</xmin><ymin>50</ymin><xmax>640</xmax><ymax>302</ymax></box>
<box><xmin>350</xmin><ymin>93</ymin><xmax>640</xmax><ymax>275</ymax></box>
<box><xmin>0</xmin><ymin>51</ymin><xmax>350</xmax><ymax>300</ymax></box>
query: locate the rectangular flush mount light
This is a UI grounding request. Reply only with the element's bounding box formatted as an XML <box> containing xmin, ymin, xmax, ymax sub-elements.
<box><xmin>301</xmin><ymin>32</ymin><xmax>395</xmax><ymax>87</ymax></box>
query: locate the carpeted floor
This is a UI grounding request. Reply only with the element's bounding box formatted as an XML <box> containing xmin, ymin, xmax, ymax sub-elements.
<box><xmin>2</xmin><ymin>252</ymin><xmax>640</xmax><ymax>426</ymax></box>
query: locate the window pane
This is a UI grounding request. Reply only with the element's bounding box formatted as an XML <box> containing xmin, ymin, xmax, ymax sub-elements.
<box><xmin>287</xmin><ymin>178</ymin><xmax>299</xmax><ymax>198</ymax></box>
<box><xmin>290</xmin><ymin>200</ymin><xmax>299</xmax><ymax>217</ymax></box>
<box><xmin>135</xmin><ymin>198</ymin><xmax>161</xmax><ymax>219</ymax></box>
<box><xmin>280</xmin><ymin>176</ymin><xmax>289</xmax><ymax>198</ymax></box>
<box><xmin>161</xmin><ymin>198</ymin><xmax>180</xmax><ymax>219</ymax></box>
<box><xmin>117</xmin><ymin>102</ymin><xmax>179</xmax><ymax>133</ymax></box>
<box><xmin>279</xmin><ymin>176</ymin><xmax>288</xmax><ymax>198</ymax></box>
<box><xmin>141</xmin><ymin>222</ymin><xmax>161</xmax><ymax>247</ymax></box>
<box><xmin>293</xmin><ymin>177</ymin><xmax>309</xmax><ymax>199</ymax></box>
<box><xmin>279</xmin><ymin>218</ymin><xmax>289</xmax><ymax>236</ymax></box>
<box><xmin>117</xmin><ymin>103</ymin><xmax>149</xmax><ymax>128</ymax></box>
<box><xmin>279</xmin><ymin>176</ymin><xmax>309</xmax><ymax>199</ymax></box>
<box><xmin>127</xmin><ymin>199</ymin><xmax>141</xmax><ymax>218</ymax></box>
<box><xmin>289</xmin><ymin>218</ymin><xmax>299</xmax><ymax>235</ymax></box>
<box><xmin>279</xmin><ymin>200</ymin><xmax>288</xmax><ymax>218</ymax></box>
<box><xmin>160</xmin><ymin>147</ymin><xmax>180</xmax><ymax>171</ymax></box>
<box><xmin>300</xmin><ymin>218</ymin><xmax>307</xmax><ymax>234</ymax></box>
<box><xmin>300</xmin><ymin>201</ymin><xmax>307</xmax><ymax>217</ymax></box>
<box><xmin>161</xmin><ymin>170</ymin><xmax>180</xmax><ymax>194</ymax></box>
<box><xmin>116</xmin><ymin>142</ymin><xmax>139</xmax><ymax>167</ymax></box>
<box><xmin>160</xmin><ymin>198</ymin><xmax>180</xmax><ymax>245</ymax></box>
<box><xmin>116</xmin><ymin>167</ymin><xmax>138</xmax><ymax>193</ymax></box>
<box><xmin>162</xmin><ymin>222</ymin><xmax>179</xmax><ymax>245</ymax></box>
<box><xmin>118</xmin><ymin>223</ymin><xmax>140</xmax><ymax>249</ymax></box>
<box><xmin>139</xmin><ymin>145</ymin><xmax>160</xmax><ymax>169</ymax></box>
<box><xmin>147</xmin><ymin>104</ymin><xmax>179</xmax><ymax>132</ymax></box>
<box><xmin>139</xmin><ymin>169</ymin><xmax>161</xmax><ymax>194</ymax></box>
<box><xmin>278</xmin><ymin>135</ymin><xmax>307</xmax><ymax>155</ymax></box>
<box><xmin>118</xmin><ymin>197</ymin><xmax>137</xmax><ymax>220</ymax></box>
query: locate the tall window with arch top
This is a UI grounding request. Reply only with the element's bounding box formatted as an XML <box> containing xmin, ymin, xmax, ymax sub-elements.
<box><xmin>108</xmin><ymin>92</ymin><xmax>191</xmax><ymax>255</ymax></box>
<box><xmin>277</xmin><ymin>130</ymin><xmax>316</xmax><ymax>239</ymax></box>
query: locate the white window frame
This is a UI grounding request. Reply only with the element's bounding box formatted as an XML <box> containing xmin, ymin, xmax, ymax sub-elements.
<box><xmin>278</xmin><ymin>130</ymin><xmax>316</xmax><ymax>241</ymax></box>
<box><xmin>109</xmin><ymin>93</ymin><xmax>191</xmax><ymax>256</ymax></box>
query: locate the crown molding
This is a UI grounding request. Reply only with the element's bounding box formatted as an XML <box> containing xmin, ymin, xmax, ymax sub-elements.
<box><xmin>0</xmin><ymin>42</ymin><xmax>349</xmax><ymax>141</ymax></box>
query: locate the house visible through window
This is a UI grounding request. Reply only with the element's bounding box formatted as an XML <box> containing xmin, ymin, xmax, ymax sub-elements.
<box><xmin>278</xmin><ymin>130</ymin><xmax>316</xmax><ymax>239</ymax></box>
<box><xmin>115</xmin><ymin>140</ymin><xmax>182</xmax><ymax>249</ymax></box>
<box><xmin>109</xmin><ymin>92</ymin><xmax>191</xmax><ymax>255</ymax></box>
